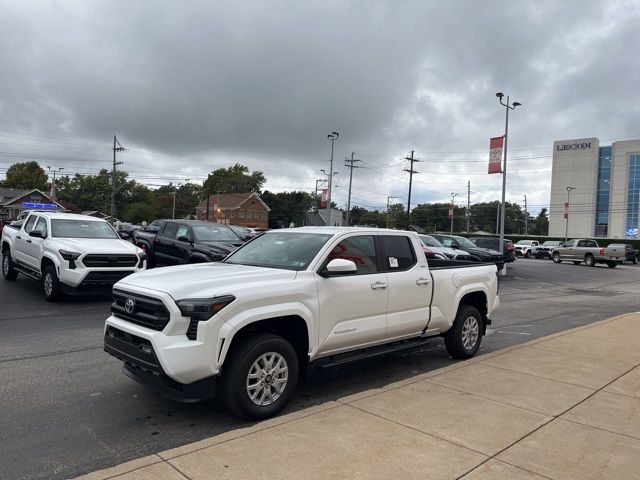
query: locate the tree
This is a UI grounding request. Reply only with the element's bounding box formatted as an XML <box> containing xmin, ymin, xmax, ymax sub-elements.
<box><xmin>261</xmin><ymin>190</ymin><xmax>312</xmax><ymax>228</ymax></box>
<box><xmin>530</xmin><ymin>208</ymin><xmax>549</xmax><ymax>236</ymax></box>
<box><xmin>202</xmin><ymin>164</ymin><xmax>265</xmax><ymax>195</ymax></box>
<box><xmin>1</xmin><ymin>161</ymin><xmax>48</xmax><ymax>190</ymax></box>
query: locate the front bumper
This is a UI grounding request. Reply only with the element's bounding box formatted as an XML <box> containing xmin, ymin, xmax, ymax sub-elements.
<box><xmin>104</xmin><ymin>325</ymin><xmax>217</xmax><ymax>402</ymax></box>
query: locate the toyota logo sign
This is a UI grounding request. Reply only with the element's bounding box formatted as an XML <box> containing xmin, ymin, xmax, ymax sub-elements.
<box><xmin>124</xmin><ymin>298</ymin><xmax>135</xmax><ymax>314</ymax></box>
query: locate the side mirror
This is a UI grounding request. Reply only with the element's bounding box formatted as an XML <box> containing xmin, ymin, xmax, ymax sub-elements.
<box><xmin>119</xmin><ymin>231</ymin><xmax>131</xmax><ymax>239</ymax></box>
<box><xmin>321</xmin><ymin>258</ymin><xmax>357</xmax><ymax>277</ymax></box>
<box><xmin>177</xmin><ymin>235</ymin><xmax>191</xmax><ymax>243</ymax></box>
<box><xmin>29</xmin><ymin>230</ymin><xmax>43</xmax><ymax>238</ymax></box>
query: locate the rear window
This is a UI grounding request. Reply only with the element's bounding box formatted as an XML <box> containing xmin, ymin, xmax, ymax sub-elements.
<box><xmin>381</xmin><ymin>235</ymin><xmax>416</xmax><ymax>271</ymax></box>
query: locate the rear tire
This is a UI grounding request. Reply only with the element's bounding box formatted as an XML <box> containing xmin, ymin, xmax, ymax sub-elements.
<box><xmin>220</xmin><ymin>333</ymin><xmax>299</xmax><ymax>420</ymax></box>
<box><xmin>607</xmin><ymin>261</ymin><xmax>617</xmax><ymax>268</ymax></box>
<box><xmin>2</xmin><ymin>250</ymin><xmax>18</xmax><ymax>280</ymax></box>
<box><xmin>43</xmin><ymin>265</ymin><xmax>62</xmax><ymax>302</ymax></box>
<box><xmin>585</xmin><ymin>254</ymin><xmax>595</xmax><ymax>267</ymax></box>
<box><xmin>444</xmin><ymin>305</ymin><xmax>483</xmax><ymax>359</ymax></box>
<box><xmin>524</xmin><ymin>251</ymin><xmax>531</xmax><ymax>258</ymax></box>
<box><xmin>552</xmin><ymin>252</ymin><xmax>562</xmax><ymax>263</ymax></box>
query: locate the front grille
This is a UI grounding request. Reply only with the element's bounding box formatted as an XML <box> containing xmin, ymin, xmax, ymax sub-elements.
<box><xmin>111</xmin><ymin>289</ymin><xmax>171</xmax><ymax>331</ymax></box>
<box><xmin>82</xmin><ymin>271</ymin><xmax>134</xmax><ymax>285</ymax></box>
<box><xmin>104</xmin><ymin>326</ymin><xmax>161</xmax><ymax>375</ymax></box>
<box><xmin>83</xmin><ymin>254</ymin><xmax>138</xmax><ymax>267</ymax></box>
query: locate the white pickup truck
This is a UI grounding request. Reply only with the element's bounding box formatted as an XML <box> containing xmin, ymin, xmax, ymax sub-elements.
<box><xmin>104</xmin><ymin>227</ymin><xmax>500</xmax><ymax>419</ymax></box>
<box><xmin>2</xmin><ymin>212</ymin><xmax>146</xmax><ymax>301</ymax></box>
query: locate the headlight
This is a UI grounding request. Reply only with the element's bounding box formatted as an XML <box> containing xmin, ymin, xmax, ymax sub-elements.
<box><xmin>59</xmin><ymin>249</ymin><xmax>81</xmax><ymax>269</ymax></box>
<box><xmin>176</xmin><ymin>295</ymin><xmax>235</xmax><ymax>321</ymax></box>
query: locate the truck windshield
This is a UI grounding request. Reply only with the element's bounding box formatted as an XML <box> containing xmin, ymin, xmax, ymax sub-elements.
<box><xmin>224</xmin><ymin>232</ymin><xmax>332</xmax><ymax>271</ymax></box>
<box><xmin>51</xmin><ymin>219</ymin><xmax>119</xmax><ymax>239</ymax></box>
<box><xmin>192</xmin><ymin>225</ymin><xmax>240</xmax><ymax>242</ymax></box>
<box><xmin>418</xmin><ymin>235</ymin><xmax>444</xmax><ymax>247</ymax></box>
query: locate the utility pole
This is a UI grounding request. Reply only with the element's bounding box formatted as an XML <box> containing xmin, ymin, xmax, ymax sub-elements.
<box><xmin>450</xmin><ymin>192</ymin><xmax>458</xmax><ymax>234</ymax></box>
<box><xmin>404</xmin><ymin>150</ymin><xmax>419</xmax><ymax>230</ymax></box>
<box><xmin>326</xmin><ymin>132</ymin><xmax>339</xmax><ymax>226</ymax></box>
<box><xmin>205</xmin><ymin>189</ymin><xmax>211</xmax><ymax>222</ymax></box>
<box><xmin>386</xmin><ymin>196</ymin><xmax>398</xmax><ymax>228</ymax></box>
<box><xmin>565</xmin><ymin>186</ymin><xmax>575</xmax><ymax>242</ymax></box>
<box><xmin>111</xmin><ymin>135</ymin><xmax>125</xmax><ymax>225</ymax></box>
<box><xmin>345</xmin><ymin>152</ymin><xmax>362</xmax><ymax>226</ymax></box>
<box><xmin>47</xmin><ymin>166</ymin><xmax>64</xmax><ymax>202</ymax></box>
<box><xmin>172</xmin><ymin>180</ymin><xmax>189</xmax><ymax>219</ymax></box>
<box><xmin>466</xmin><ymin>180</ymin><xmax>471</xmax><ymax>233</ymax></box>
<box><xmin>523</xmin><ymin>194</ymin><xmax>528</xmax><ymax>237</ymax></box>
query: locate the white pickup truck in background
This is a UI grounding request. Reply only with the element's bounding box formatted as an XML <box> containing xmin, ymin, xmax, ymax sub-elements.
<box><xmin>2</xmin><ymin>212</ymin><xmax>146</xmax><ymax>300</ymax></box>
<box><xmin>104</xmin><ymin>227</ymin><xmax>500</xmax><ymax>419</ymax></box>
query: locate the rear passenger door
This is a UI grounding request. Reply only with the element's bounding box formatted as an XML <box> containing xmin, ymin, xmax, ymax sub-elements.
<box><xmin>154</xmin><ymin>223</ymin><xmax>178</xmax><ymax>265</ymax></box>
<box><xmin>380</xmin><ymin>235</ymin><xmax>432</xmax><ymax>339</ymax></box>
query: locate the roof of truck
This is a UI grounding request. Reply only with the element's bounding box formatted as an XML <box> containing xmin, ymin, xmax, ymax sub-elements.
<box><xmin>26</xmin><ymin>212</ymin><xmax>108</xmax><ymax>222</ymax></box>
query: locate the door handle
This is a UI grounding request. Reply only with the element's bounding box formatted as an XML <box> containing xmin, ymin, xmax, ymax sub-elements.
<box><xmin>26</xmin><ymin>239</ymin><xmax>32</xmax><ymax>244</ymax></box>
<box><xmin>416</xmin><ymin>277</ymin><xmax>430</xmax><ymax>285</ymax></box>
<box><xmin>370</xmin><ymin>282</ymin><xmax>387</xmax><ymax>290</ymax></box>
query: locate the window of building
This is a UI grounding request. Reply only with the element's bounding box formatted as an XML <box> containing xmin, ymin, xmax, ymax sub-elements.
<box><xmin>626</xmin><ymin>153</ymin><xmax>640</xmax><ymax>239</ymax></box>
<box><xmin>239</xmin><ymin>210</ymin><xmax>244</xmax><ymax>218</ymax></box>
<box><xmin>246</xmin><ymin>211</ymin><xmax>253</xmax><ymax>219</ymax></box>
<box><xmin>595</xmin><ymin>146</ymin><xmax>612</xmax><ymax>237</ymax></box>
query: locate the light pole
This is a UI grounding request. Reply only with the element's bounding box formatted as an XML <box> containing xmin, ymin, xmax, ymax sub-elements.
<box><xmin>314</xmin><ymin>178</ymin><xmax>325</xmax><ymax>213</ymax></box>
<box><xmin>47</xmin><ymin>166</ymin><xmax>64</xmax><ymax>202</ymax></box>
<box><xmin>450</xmin><ymin>192</ymin><xmax>458</xmax><ymax>234</ymax></box>
<box><xmin>495</xmin><ymin>92</ymin><xmax>521</xmax><ymax>256</ymax></box>
<box><xmin>326</xmin><ymin>132</ymin><xmax>339</xmax><ymax>226</ymax></box>
<box><xmin>172</xmin><ymin>179</ymin><xmax>189</xmax><ymax>219</ymax></box>
<box><xmin>320</xmin><ymin>168</ymin><xmax>338</xmax><ymax>225</ymax></box>
<box><xmin>386</xmin><ymin>196</ymin><xmax>398</xmax><ymax>228</ymax></box>
<box><xmin>565</xmin><ymin>186</ymin><xmax>575</xmax><ymax>242</ymax></box>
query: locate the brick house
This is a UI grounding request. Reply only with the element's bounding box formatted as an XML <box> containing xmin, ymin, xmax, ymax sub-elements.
<box><xmin>0</xmin><ymin>188</ymin><xmax>65</xmax><ymax>220</ymax></box>
<box><xmin>196</xmin><ymin>193</ymin><xmax>270</xmax><ymax>229</ymax></box>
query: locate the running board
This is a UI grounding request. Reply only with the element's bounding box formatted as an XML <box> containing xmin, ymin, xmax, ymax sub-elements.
<box><xmin>312</xmin><ymin>335</ymin><xmax>439</xmax><ymax>370</ymax></box>
<box><xmin>14</xmin><ymin>265</ymin><xmax>41</xmax><ymax>280</ymax></box>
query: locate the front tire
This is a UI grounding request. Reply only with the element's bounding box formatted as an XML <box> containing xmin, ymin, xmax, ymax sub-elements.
<box><xmin>552</xmin><ymin>252</ymin><xmax>562</xmax><ymax>263</ymax></box>
<box><xmin>220</xmin><ymin>333</ymin><xmax>299</xmax><ymax>420</ymax></box>
<box><xmin>585</xmin><ymin>254</ymin><xmax>595</xmax><ymax>267</ymax></box>
<box><xmin>42</xmin><ymin>265</ymin><xmax>62</xmax><ymax>302</ymax></box>
<box><xmin>524</xmin><ymin>250</ymin><xmax>531</xmax><ymax>258</ymax></box>
<box><xmin>444</xmin><ymin>305</ymin><xmax>483</xmax><ymax>359</ymax></box>
<box><xmin>2</xmin><ymin>250</ymin><xmax>18</xmax><ymax>280</ymax></box>
<box><xmin>607</xmin><ymin>261</ymin><xmax>617</xmax><ymax>268</ymax></box>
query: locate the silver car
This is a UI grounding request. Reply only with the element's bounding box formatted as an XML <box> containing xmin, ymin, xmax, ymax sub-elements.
<box><xmin>419</xmin><ymin>234</ymin><xmax>470</xmax><ymax>260</ymax></box>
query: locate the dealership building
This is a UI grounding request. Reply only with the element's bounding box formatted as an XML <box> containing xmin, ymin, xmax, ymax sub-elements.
<box><xmin>549</xmin><ymin>137</ymin><xmax>640</xmax><ymax>239</ymax></box>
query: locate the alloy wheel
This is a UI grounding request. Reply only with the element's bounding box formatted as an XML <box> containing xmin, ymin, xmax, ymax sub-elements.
<box><xmin>246</xmin><ymin>352</ymin><xmax>288</xmax><ymax>406</ymax></box>
<box><xmin>461</xmin><ymin>316</ymin><xmax>479</xmax><ymax>350</ymax></box>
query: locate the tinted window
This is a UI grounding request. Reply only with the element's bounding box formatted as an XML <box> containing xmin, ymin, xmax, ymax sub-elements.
<box><xmin>192</xmin><ymin>225</ymin><xmax>240</xmax><ymax>242</ymax></box>
<box><xmin>23</xmin><ymin>215</ymin><xmax>37</xmax><ymax>233</ymax></box>
<box><xmin>327</xmin><ymin>235</ymin><xmax>377</xmax><ymax>275</ymax></box>
<box><xmin>162</xmin><ymin>222</ymin><xmax>178</xmax><ymax>239</ymax></box>
<box><xmin>175</xmin><ymin>225</ymin><xmax>190</xmax><ymax>240</ymax></box>
<box><xmin>381</xmin><ymin>235</ymin><xmax>416</xmax><ymax>270</ymax></box>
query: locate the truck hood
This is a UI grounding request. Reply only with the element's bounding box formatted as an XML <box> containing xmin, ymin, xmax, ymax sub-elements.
<box><xmin>116</xmin><ymin>262</ymin><xmax>297</xmax><ymax>299</ymax></box>
<box><xmin>48</xmin><ymin>238</ymin><xmax>141</xmax><ymax>255</ymax></box>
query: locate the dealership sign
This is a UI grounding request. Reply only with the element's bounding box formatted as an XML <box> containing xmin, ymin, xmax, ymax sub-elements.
<box><xmin>556</xmin><ymin>142</ymin><xmax>592</xmax><ymax>151</ymax></box>
<box><xmin>488</xmin><ymin>136</ymin><xmax>504</xmax><ymax>174</ymax></box>
<box><xmin>21</xmin><ymin>202</ymin><xmax>58</xmax><ymax>210</ymax></box>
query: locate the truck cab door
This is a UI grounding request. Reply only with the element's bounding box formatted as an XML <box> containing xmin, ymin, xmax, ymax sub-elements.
<box><xmin>315</xmin><ymin>234</ymin><xmax>389</xmax><ymax>356</ymax></box>
<box><xmin>174</xmin><ymin>224</ymin><xmax>193</xmax><ymax>264</ymax></box>
<box><xmin>22</xmin><ymin>216</ymin><xmax>48</xmax><ymax>270</ymax></box>
<box><xmin>154</xmin><ymin>222</ymin><xmax>177</xmax><ymax>265</ymax></box>
<box><xmin>14</xmin><ymin>215</ymin><xmax>38</xmax><ymax>267</ymax></box>
<box><xmin>380</xmin><ymin>235</ymin><xmax>431</xmax><ymax>339</ymax></box>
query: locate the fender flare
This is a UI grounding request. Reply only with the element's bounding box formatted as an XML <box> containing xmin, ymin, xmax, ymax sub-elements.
<box><xmin>215</xmin><ymin>302</ymin><xmax>316</xmax><ymax>368</ymax></box>
<box><xmin>41</xmin><ymin>251</ymin><xmax>62</xmax><ymax>274</ymax></box>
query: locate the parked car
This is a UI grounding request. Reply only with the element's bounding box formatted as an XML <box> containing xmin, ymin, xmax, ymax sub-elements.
<box><xmin>104</xmin><ymin>227</ymin><xmax>499</xmax><ymax>419</ymax></box>
<box><xmin>134</xmin><ymin>220</ymin><xmax>244</xmax><ymax>267</ymax></box>
<box><xmin>228</xmin><ymin>224</ymin><xmax>257</xmax><ymax>241</ymax></box>
<box><xmin>117</xmin><ymin>223</ymin><xmax>143</xmax><ymax>241</ymax></box>
<box><xmin>514</xmin><ymin>240</ymin><xmax>540</xmax><ymax>258</ymax></box>
<box><xmin>535</xmin><ymin>241</ymin><xmax>564</xmax><ymax>259</ymax></box>
<box><xmin>431</xmin><ymin>234</ymin><xmax>505</xmax><ymax>270</ymax></box>
<box><xmin>143</xmin><ymin>219</ymin><xmax>163</xmax><ymax>233</ymax></box>
<box><xmin>606</xmin><ymin>243</ymin><xmax>638</xmax><ymax>264</ymax></box>
<box><xmin>1</xmin><ymin>212</ymin><xmax>146</xmax><ymax>300</ymax></box>
<box><xmin>468</xmin><ymin>237</ymin><xmax>516</xmax><ymax>263</ymax></box>
<box><xmin>418</xmin><ymin>234</ymin><xmax>471</xmax><ymax>260</ymax></box>
<box><xmin>552</xmin><ymin>239</ymin><xmax>625</xmax><ymax>267</ymax></box>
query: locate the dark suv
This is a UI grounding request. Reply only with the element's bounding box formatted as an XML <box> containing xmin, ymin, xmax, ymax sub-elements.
<box><xmin>469</xmin><ymin>237</ymin><xmax>516</xmax><ymax>263</ymax></box>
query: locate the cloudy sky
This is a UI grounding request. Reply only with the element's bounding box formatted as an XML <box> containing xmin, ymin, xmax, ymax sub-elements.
<box><xmin>1</xmin><ymin>0</ymin><xmax>640</xmax><ymax>214</ymax></box>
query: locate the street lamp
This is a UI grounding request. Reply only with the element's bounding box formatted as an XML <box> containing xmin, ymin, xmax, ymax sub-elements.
<box><xmin>172</xmin><ymin>179</ymin><xmax>190</xmax><ymax>219</ymax></box>
<box><xmin>495</xmin><ymin>92</ymin><xmax>522</xmax><ymax>257</ymax></box>
<box><xmin>326</xmin><ymin>132</ymin><xmax>339</xmax><ymax>226</ymax></box>
<box><xmin>450</xmin><ymin>192</ymin><xmax>458</xmax><ymax>234</ymax></box>
<box><xmin>320</xmin><ymin>168</ymin><xmax>338</xmax><ymax>223</ymax></box>
<box><xmin>565</xmin><ymin>186</ymin><xmax>575</xmax><ymax>242</ymax></box>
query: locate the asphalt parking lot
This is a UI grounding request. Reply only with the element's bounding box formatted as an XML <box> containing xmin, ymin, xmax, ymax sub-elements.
<box><xmin>1</xmin><ymin>258</ymin><xmax>639</xmax><ymax>480</ymax></box>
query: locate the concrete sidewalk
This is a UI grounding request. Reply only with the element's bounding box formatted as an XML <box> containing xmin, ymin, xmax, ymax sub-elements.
<box><xmin>78</xmin><ymin>313</ymin><xmax>640</xmax><ymax>480</ymax></box>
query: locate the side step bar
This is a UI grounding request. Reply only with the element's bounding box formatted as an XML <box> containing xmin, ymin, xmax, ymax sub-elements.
<box><xmin>313</xmin><ymin>335</ymin><xmax>439</xmax><ymax>370</ymax></box>
<box><xmin>14</xmin><ymin>264</ymin><xmax>41</xmax><ymax>280</ymax></box>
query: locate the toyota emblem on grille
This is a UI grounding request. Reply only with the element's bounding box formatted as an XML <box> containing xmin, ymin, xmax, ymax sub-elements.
<box><xmin>124</xmin><ymin>298</ymin><xmax>136</xmax><ymax>314</ymax></box>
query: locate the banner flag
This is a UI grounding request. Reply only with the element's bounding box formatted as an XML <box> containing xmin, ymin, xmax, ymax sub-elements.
<box><xmin>488</xmin><ymin>136</ymin><xmax>504</xmax><ymax>174</ymax></box>
<box><xmin>320</xmin><ymin>188</ymin><xmax>328</xmax><ymax>208</ymax></box>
